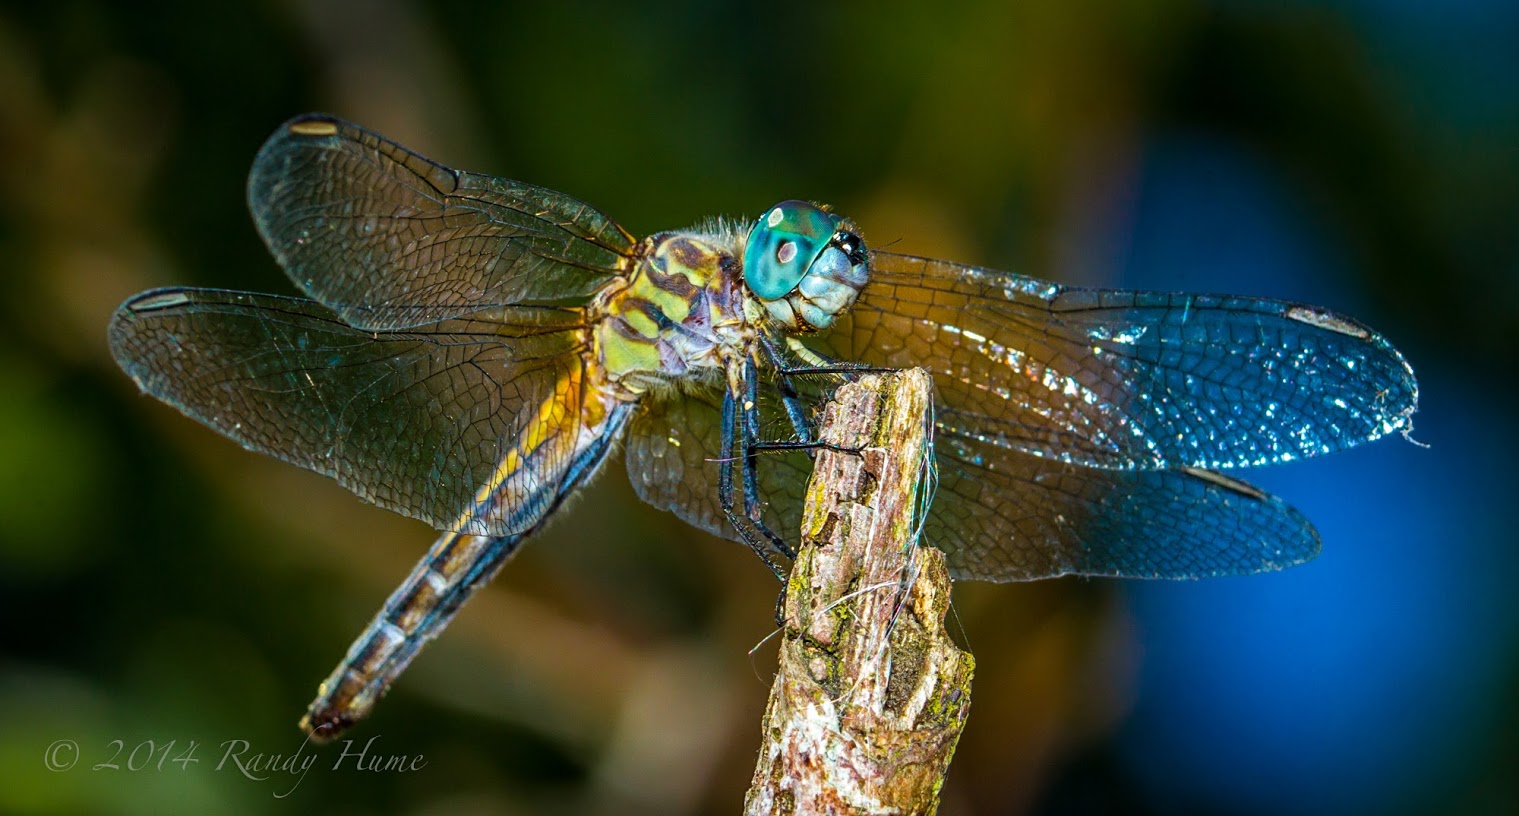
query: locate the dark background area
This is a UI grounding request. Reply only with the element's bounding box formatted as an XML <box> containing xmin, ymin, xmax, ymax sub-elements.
<box><xmin>1</xmin><ymin>1</ymin><xmax>1516</xmax><ymax>813</ymax></box>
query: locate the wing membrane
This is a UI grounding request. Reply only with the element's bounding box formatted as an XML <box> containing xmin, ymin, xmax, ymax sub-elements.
<box><xmin>808</xmin><ymin>251</ymin><xmax>1418</xmax><ymax>470</ymax></box>
<box><xmin>623</xmin><ymin>378</ymin><xmax>1314</xmax><ymax>581</ymax></box>
<box><xmin>247</xmin><ymin>114</ymin><xmax>634</xmax><ymax>331</ymax></box>
<box><xmin>109</xmin><ymin>287</ymin><xmax>590</xmax><ymax>535</ymax></box>
<box><xmin>930</xmin><ymin>431</ymin><xmax>1319</xmax><ymax>581</ymax></box>
<box><xmin>624</xmin><ymin>386</ymin><xmax>811</xmax><ymax>544</ymax></box>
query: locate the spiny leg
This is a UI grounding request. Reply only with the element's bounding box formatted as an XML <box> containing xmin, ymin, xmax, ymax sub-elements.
<box><xmin>718</xmin><ymin>386</ymin><xmax>792</xmax><ymax>578</ymax></box>
<box><xmin>752</xmin><ymin>339</ymin><xmax>875</xmax><ymax>459</ymax></box>
<box><xmin>757</xmin><ymin>335</ymin><xmax>901</xmax><ymax>446</ymax></box>
<box><xmin>719</xmin><ymin>343</ymin><xmax>897</xmax><ymax>584</ymax></box>
<box><xmin>730</xmin><ymin>367</ymin><xmax>800</xmax><ymax>625</ymax></box>
<box><xmin>779</xmin><ymin>363</ymin><xmax>899</xmax><ymax>377</ymax></box>
<box><xmin>739</xmin><ymin>359</ymin><xmax>795</xmax><ymax>560</ymax></box>
<box><xmin>735</xmin><ymin>358</ymin><xmax>876</xmax><ymax>623</ymax></box>
<box><xmin>732</xmin><ymin>349</ymin><xmax>886</xmax><ymax>622</ymax></box>
<box><xmin>750</xmin><ymin>440</ymin><xmax>865</xmax><ymax>464</ymax></box>
<box><xmin>778</xmin><ymin>335</ymin><xmax>900</xmax><ymax>378</ymax></box>
<box><xmin>757</xmin><ymin>335</ymin><xmax>817</xmax><ymax>445</ymax></box>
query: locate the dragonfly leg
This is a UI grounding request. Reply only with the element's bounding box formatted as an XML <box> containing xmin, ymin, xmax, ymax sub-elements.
<box><xmin>757</xmin><ymin>335</ymin><xmax>898</xmax><ymax>453</ymax></box>
<box><xmin>780</xmin><ymin>336</ymin><xmax>900</xmax><ymax>377</ymax></box>
<box><xmin>719</xmin><ymin>386</ymin><xmax>793</xmax><ymax>577</ymax></box>
<box><xmin>751</xmin><ymin>439</ymin><xmax>863</xmax><ymax>456</ymax></box>
<box><xmin>733</xmin><ymin>361</ymin><xmax>801</xmax><ymax>624</ymax></box>
<box><xmin>779</xmin><ymin>363</ymin><xmax>899</xmax><ymax>377</ymax></box>
<box><xmin>741</xmin><ymin>359</ymin><xmax>799</xmax><ymax>560</ymax></box>
<box><xmin>757</xmin><ymin>335</ymin><xmax>816</xmax><ymax>445</ymax></box>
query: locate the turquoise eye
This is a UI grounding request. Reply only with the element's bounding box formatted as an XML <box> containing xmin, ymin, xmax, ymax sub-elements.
<box><xmin>743</xmin><ymin>200</ymin><xmax>841</xmax><ymax>300</ymax></box>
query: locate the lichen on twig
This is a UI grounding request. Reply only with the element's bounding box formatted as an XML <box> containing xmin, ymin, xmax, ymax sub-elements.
<box><xmin>744</xmin><ymin>369</ymin><xmax>974</xmax><ymax>816</ymax></box>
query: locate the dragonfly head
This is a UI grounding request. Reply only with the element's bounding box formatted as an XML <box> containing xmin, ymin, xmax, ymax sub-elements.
<box><xmin>743</xmin><ymin>200</ymin><xmax>869</xmax><ymax>332</ymax></box>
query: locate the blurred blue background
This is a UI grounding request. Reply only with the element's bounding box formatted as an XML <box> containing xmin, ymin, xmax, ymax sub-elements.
<box><xmin>1</xmin><ymin>1</ymin><xmax>1514</xmax><ymax>813</ymax></box>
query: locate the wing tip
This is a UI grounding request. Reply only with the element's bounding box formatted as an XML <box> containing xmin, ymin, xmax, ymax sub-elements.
<box><xmin>1362</xmin><ymin>335</ymin><xmax>1421</xmax><ymax>446</ymax></box>
<box><xmin>108</xmin><ymin>288</ymin><xmax>188</xmax><ymax>380</ymax></box>
<box><xmin>248</xmin><ymin>113</ymin><xmax>350</xmax><ymax>209</ymax></box>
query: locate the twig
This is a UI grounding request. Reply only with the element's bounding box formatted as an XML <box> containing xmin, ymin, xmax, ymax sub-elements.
<box><xmin>744</xmin><ymin>369</ymin><xmax>974</xmax><ymax>816</ymax></box>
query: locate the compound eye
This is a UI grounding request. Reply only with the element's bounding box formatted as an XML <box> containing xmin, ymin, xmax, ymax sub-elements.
<box><xmin>775</xmin><ymin>240</ymin><xmax>798</xmax><ymax>265</ymax></box>
<box><xmin>743</xmin><ymin>200</ymin><xmax>839</xmax><ymax>300</ymax></box>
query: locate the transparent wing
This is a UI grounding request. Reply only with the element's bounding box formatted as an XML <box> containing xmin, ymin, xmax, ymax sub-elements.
<box><xmin>808</xmin><ymin>250</ymin><xmax>1418</xmax><ymax>470</ymax></box>
<box><xmin>109</xmin><ymin>287</ymin><xmax>592</xmax><ymax>535</ymax></box>
<box><xmin>930</xmin><ymin>431</ymin><xmax>1320</xmax><ymax>581</ymax></box>
<box><xmin>624</xmin><ymin>381</ymin><xmax>1316</xmax><ymax>581</ymax></box>
<box><xmin>625</xmin><ymin>388</ymin><xmax>729</xmax><ymax>539</ymax></box>
<box><xmin>624</xmin><ymin>385</ymin><xmax>811</xmax><ymax>545</ymax></box>
<box><xmin>247</xmin><ymin>114</ymin><xmax>635</xmax><ymax>331</ymax></box>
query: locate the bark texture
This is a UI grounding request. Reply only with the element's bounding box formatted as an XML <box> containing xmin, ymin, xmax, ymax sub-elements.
<box><xmin>744</xmin><ymin>369</ymin><xmax>974</xmax><ymax>816</ymax></box>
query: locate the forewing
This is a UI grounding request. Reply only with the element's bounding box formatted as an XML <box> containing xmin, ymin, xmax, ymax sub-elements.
<box><xmin>809</xmin><ymin>251</ymin><xmax>1418</xmax><ymax>470</ymax></box>
<box><xmin>109</xmin><ymin>287</ymin><xmax>588</xmax><ymax>535</ymax></box>
<box><xmin>931</xmin><ymin>431</ymin><xmax>1320</xmax><ymax>581</ymax></box>
<box><xmin>247</xmin><ymin>114</ymin><xmax>634</xmax><ymax>331</ymax></box>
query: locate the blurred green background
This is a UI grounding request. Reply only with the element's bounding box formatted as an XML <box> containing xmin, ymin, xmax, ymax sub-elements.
<box><xmin>2</xmin><ymin>1</ymin><xmax>1516</xmax><ymax>814</ymax></box>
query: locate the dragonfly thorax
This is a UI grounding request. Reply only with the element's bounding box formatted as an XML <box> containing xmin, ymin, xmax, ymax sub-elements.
<box><xmin>743</xmin><ymin>200</ymin><xmax>869</xmax><ymax>333</ymax></box>
<box><xmin>591</xmin><ymin>232</ymin><xmax>751</xmax><ymax>396</ymax></box>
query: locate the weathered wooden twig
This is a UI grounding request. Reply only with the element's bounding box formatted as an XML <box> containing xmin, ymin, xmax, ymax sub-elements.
<box><xmin>744</xmin><ymin>369</ymin><xmax>974</xmax><ymax>816</ymax></box>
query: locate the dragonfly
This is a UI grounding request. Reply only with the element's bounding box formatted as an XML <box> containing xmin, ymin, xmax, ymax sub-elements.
<box><xmin>109</xmin><ymin>114</ymin><xmax>1418</xmax><ymax>740</ymax></box>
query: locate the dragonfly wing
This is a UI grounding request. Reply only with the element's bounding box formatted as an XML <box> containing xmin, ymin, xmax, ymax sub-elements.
<box><xmin>621</xmin><ymin>373</ymin><xmax>1313</xmax><ymax>580</ymax></box>
<box><xmin>248</xmin><ymin>114</ymin><xmax>635</xmax><ymax>331</ymax></box>
<box><xmin>109</xmin><ymin>287</ymin><xmax>591</xmax><ymax>536</ymax></box>
<box><xmin>622</xmin><ymin>380</ymin><xmax>1312</xmax><ymax>581</ymax></box>
<box><xmin>625</xmin><ymin>388</ymin><xmax>731</xmax><ymax>539</ymax></box>
<box><xmin>932</xmin><ymin>430</ymin><xmax>1320</xmax><ymax>581</ymax></box>
<box><xmin>808</xmin><ymin>250</ymin><xmax>1418</xmax><ymax>470</ymax></box>
<box><xmin>624</xmin><ymin>386</ymin><xmax>811</xmax><ymax>544</ymax></box>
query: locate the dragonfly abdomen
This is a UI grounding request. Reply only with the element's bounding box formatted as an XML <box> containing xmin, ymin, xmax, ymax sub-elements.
<box><xmin>301</xmin><ymin>531</ymin><xmax>525</xmax><ymax>740</ymax></box>
<box><xmin>302</xmin><ymin>393</ymin><xmax>637</xmax><ymax>741</ymax></box>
